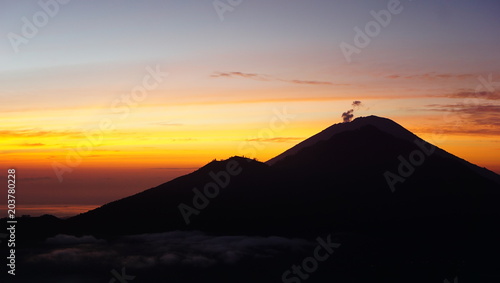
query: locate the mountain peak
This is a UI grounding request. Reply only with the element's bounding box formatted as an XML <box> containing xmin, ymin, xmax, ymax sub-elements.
<box><xmin>200</xmin><ymin>156</ymin><xmax>267</xmax><ymax>173</ymax></box>
<box><xmin>266</xmin><ymin>115</ymin><xmax>417</xmax><ymax>165</ymax></box>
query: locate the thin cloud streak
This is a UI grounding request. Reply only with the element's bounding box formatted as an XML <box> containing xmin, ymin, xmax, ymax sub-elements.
<box><xmin>446</xmin><ymin>90</ymin><xmax>500</xmax><ymax>100</ymax></box>
<box><xmin>0</xmin><ymin>130</ymin><xmax>81</xmax><ymax>138</ymax></box>
<box><xmin>211</xmin><ymin>72</ymin><xmax>269</xmax><ymax>81</ymax></box>
<box><xmin>211</xmin><ymin>71</ymin><xmax>347</xmax><ymax>86</ymax></box>
<box><xmin>144</xmin><ymin>95</ymin><xmax>428</xmax><ymax>108</ymax></box>
<box><xmin>384</xmin><ymin>72</ymin><xmax>477</xmax><ymax>80</ymax></box>
<box><xmin>413</xmin><ymin>126</ymin><xmax>500</xmax><ymax>136</ymax></box>
<box><xmin>19</xmin><ymin>143</ymin><xmax>46</xmax><ymax>147</ymax></box>
<box><xmin>418</xmin><ymin>103</ymin><xmax>500</xmax><ymax>134</ymax></box>
<box><xmin>425</xmin><ymin>103</ymin><xmax>500</xmax><ymax>114</ymax></box>
<box><xmin>153</xmin><ymin>122</ymin><xmax>184</xmax><ymax>126</ymax></box>
<box><xmin>245</xmin><ymin>137</ymin><xmax>304</xmax><ymax>143</ymax></box>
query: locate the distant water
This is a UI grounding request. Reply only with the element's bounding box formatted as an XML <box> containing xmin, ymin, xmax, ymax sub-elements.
<box><xmin>3</xmin><ymin>204</ymin><xmax>100</xmax><ymax>218</ymax></box>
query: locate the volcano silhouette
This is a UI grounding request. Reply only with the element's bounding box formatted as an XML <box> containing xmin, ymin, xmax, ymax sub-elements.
<box><xmin>62</xmin><ymin>116</ymin><xmax>500</xmax><ymax>237</ymax></box>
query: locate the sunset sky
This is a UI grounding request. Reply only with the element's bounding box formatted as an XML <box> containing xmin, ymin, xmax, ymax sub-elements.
<box><xmin>1</xmin><ymin>0</ymin><xmax>499</xmax><ymax>216</ymax></box>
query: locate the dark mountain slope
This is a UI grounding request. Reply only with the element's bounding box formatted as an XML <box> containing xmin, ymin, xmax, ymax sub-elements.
<box><xmin>63</xmin><ymin>118</ymin><xmax>500</xmax><ymax>239</ymax></box>
<box><xmin>65</xmin><ymin>156</ymin><xmax>270</xmax><ymax>236</ymax></box>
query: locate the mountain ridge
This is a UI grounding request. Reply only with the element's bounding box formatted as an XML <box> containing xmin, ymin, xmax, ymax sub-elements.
<box><xmin>57</xmin><ymin>116</ymin><xmax>500</xmax><ymax>237</ymax></box>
